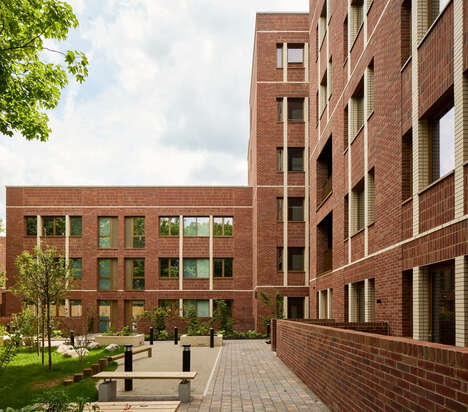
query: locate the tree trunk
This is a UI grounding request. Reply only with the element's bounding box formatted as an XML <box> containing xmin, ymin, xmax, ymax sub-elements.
<box><xmin>47</xmin><ymin>301</ymin><xmax>52</xmax><ymax>371</ymax></box>
<box><xmin>36</xmin><ymin>303</ymin><xmax>40</xmax><ymax>356</ymax></box>
<box><xmin>41</xmin><ymin>303</ymin><xmax>45</xmax><ymax>366</ymax></box>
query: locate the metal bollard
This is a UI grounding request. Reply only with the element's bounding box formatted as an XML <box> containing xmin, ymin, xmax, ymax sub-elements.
<box><xmin>124</xmin><ymin>344</ymin><xmax>133</xmax><ymax>391</ymax></box>
<box><xmin>210</xmin><ymin>328</ymin><xmax>214</xmax><ymax>348</ymax></box>
<box><xmin>266</xmin><ymin>322</ymin><xmax>271</xmax><ymax>339</ymax></box>
<box><xmin>174</xmin><ymin>327</ymin><xmax>178</xmax><ymax>344</ymax></box>
<box><xmin>149</xmin><ymin>327</ymin><xmax>154</xmax><ymax>346</ymax></box>
<box><xmin>70</xmin><ymin>330</ymin><xmax>75</xmax><ymax>347</ymax></box>
<box><xmin>182</xmin><ymin>344</ymin><xmax>191</xmax><ymax>372</ymax></box>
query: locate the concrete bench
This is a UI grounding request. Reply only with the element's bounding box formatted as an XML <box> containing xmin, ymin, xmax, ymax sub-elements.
<box><xmin>85</xmin><ymin>401</ymin><xmax>180</xmax><ymax>412</ymax></box>
<box><xmin>93</xmin><ymin>371</ymin><xmax>197</xmax><ymax>403</ymax></box>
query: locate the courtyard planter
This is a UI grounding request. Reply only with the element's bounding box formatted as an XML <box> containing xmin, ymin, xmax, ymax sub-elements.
<box><xmin>94</xmin><ymin>334</ymin><xmax>144</xmax><ymax>347</ymax></box>
<box><xmin>179</xmin><ymin>334</ymin><xmax>223</xmax><ymax>347</ymax></box>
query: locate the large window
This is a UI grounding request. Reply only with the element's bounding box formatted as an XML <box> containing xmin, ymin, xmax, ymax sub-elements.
<box><xmin>125</xmin><ymin>258</ymin><xmax>145</xmax><ymax>290</ymax></box>
<box><xmin>71</xmin><ymin>258</ymin><xmax>82</xmax><ymax>278</ymax></box>
<box><xmin>214</xmin><ymin>258</ymin><xmax>233</xmax><ymax>278</ymax></box>
<box><xmin>278</xmin><ymin>247</ymin><xmax>305</xmax><ymax>271</ymax></box>
<box><xmin>277</xmin><ymin>148</ymin><xmax>304</xmax><ymax>172</ymax></box>
<box><xmin>183</xmin><ymin>258</ymin><xmax>209</xmax><ymax>278</ymax></box>
<box><xmin>287</xmin><ymin>44</ymin><xmax>304</xmax><ymax>64</ymax></box>
<box><xmin>43</xmin><ymin>216</ymin><xmax>65</xmax><ymax>236</ymax></box>
<box><xmin>183</xmin><ymin>217</ymin><xmax>209</xmax><ymax>237</ymax></box>
<box><xmin>70</xmin><ymin>300</ymin><xmax>82</xmax><ymax>317</ymax></box>
<box><xmin>183</xmin><ymin>299</ymin><xmax>210</xmax><ymax>317</ymax></box>
<box><xmin>288</xmin><ymin>98</ymin><xmax>304</xmax><ymax>122</ymax></box>
<box><xmin>160</xmin><ymin>258</ymin><xmax>179</xmax><ymax>278</ymax></box>
<box><xmin>160</xmin><ymin>217</ymin><xmax>179</xmax><ymax>236</ymax></box>
<box><xmin>98</xmin><ymin>258</ymin><xmax>117</xmax><ymax>290</ymax></box>
<box><xmin>214</xmin><ymin>217</ymin><xmax>233</xmax><ymax>236</ymax></box>
<box><xmin>25</xmin><ymin>216</ymin><xmax>37</xmax><ymax>236</ymax></box>
<box><xmin>125</xmin><ymin>217</ymin><xmax>145</xmax><ymax>248</ymax></box>
<box><xmin>70</xmin><ymin>216</ymin><xmax>82</xmax><ymax>236</ymax></box>
<box><xmin>98</xmin><ymin>217</ymin><xmax>118</xmax><ymax>248</ymax></box>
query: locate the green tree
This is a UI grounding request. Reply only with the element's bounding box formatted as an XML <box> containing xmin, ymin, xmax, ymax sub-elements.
<box><xmin>140</xmin><ymin>307</ymin><xmax>168</xmax><ymax>335</ymax></box>
<box><xmin>0</xmin><ymin>0</ymin><xmax>88</xmax><ymax>141</ymax></box>
<box><xmin>212</xmin><ymin>300</ymin><xmax>233</xmax><ymax>333</ymax></box>
<box><xmin>259</xmin><ymin>290</ymin><xmax>284</xmax><ymax>327</ymax></box>
<box><xmin>14</xmin><ymin>246</ymin><xmax>73</xmax><ymax>371</ymax></box>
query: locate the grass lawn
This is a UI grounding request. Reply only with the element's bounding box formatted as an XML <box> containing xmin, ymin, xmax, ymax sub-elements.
<box><xmin>0</xmin><ymin>346</ymin><xmax>124</xmax><ymax>409</ymax></box>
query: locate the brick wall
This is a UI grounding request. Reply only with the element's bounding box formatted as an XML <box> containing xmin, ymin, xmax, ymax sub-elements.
<box><xmin>276</xmin><ymin>320</ymin><xmax>468</xmax><ymax>411</ymax></box>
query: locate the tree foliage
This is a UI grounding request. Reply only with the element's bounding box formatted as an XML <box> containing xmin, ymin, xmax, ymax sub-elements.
<box><xmin>0</xmin><ymin>0</ymin><xmax>88</xmax><ymax>141</ymax></box>
<box><xmin>259</xmin><ymin>290</ymin><xmax>284</xmax><ymax>326</ymax></box>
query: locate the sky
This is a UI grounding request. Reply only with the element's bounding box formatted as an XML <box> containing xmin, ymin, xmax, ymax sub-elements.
<box><xmin>0</xmin><ymin>0</ymin><xmax>309</xmax><ymax>228</ymax></box>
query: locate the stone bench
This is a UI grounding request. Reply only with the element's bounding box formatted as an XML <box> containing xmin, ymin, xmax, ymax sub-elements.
<box><xmin>93</xmin><ymin>371</ymin><xmax>197</xmax><ymax>403</ymax></box>
<box><xmin>85</xmin><ymin>401</ymin><xmax>181</xmax><ymax>412</ymax></box>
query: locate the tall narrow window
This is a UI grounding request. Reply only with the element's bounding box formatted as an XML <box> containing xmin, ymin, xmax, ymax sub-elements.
<box><xmin>317</xmin><ymin>137</ymin><xmax>333</xmax><ymax>204</ymax></box>
<box><xmin>70</xmin><ymin>216</ymin><xmax>82</xmax><ymax>236</ymax></box>
<box><xmin>319</xmin><ymin>71</ymin><xmax>327</xmax><ymax>115</ymax></box>
<box><xmin>344</xmin><ymin>195</ymin><xmax>349</xmax><ymax>239</ymax></box>
<box><xmin>213</xmin><ymin>217</ymin><xmax>233</xmax><ymax>236</ymax></box>
<box><xmin>327</xmin><ymin>58</ymin><xmax>333</xmax><ymax>100</ymax></box>
<box><xmin>71</xmin><ymin>258</ymin><xmax>82</xmax><ymax>278</ymax></box>
<box><xmin>366</xmin><ymin>60</ymin><xmax>374</xmax><ymax>116</ymax></box>
<box><xmin>435</xmin><ymin>107</ymin><xmax>455</xmax><ymax>180</ymax></box>
<box><xmin>352</xmin><ymin>179</ymin><xmax>365</xmax><ymax>234</ymax></box>
<box><xmin>368</xmin><ymin>168</ymin><xmax>375</xmax><ymax>224</ymax></box>
<box><xmin>343</xmin><ymin>16</ymin><xmax>348</xmax><ymax>60</ymax></box>
<box><xmin>25</xmin><ymin>216</ymin><xmax>37</xmax><ymax>236</ymax></box>
<box><xmin>98</xmin><ymin>217</ymin><xmax>118</xmax><ymax>248</ymax></box>
<box><xmin>344</xmin><ymin>105</ymin><xmax>349</xmax><ymax>149</ymax></box>
<box><xmin>214</xmin><ymin>258</ymin><xmax>233</xmax><ymax>278</ymax></box>
<box><xmin>277</xmin><ymin>198</ymin><xmax>283</xmax><ymax>221</ymax></box>
<box><xmin>402</xmin><ymin>130</ymin><xmax>413</xmax><ymax>200</ymax></box>
<box><xmin>318</xmin><ymin>2</ymin><xmax>327</xmax><ymax>48</ymax></box>
<box><xmin>277</xmin><ymin>248</ymin><xmax>283</xmax><ymax>272</ymax></box>
<box><xmin>160</xmin><ymin>258</ymin><xmax>179</xmax><ymax>278</ymax></box>
<box><xmin>276</xmin><ymin>44</ymin><xmax>283</xmax><ymax>68</ymax></box>
<box><xmin>98</xmin><ymin>300</ymin><xmax>114</xmax><ymax>332</ymax></box>
<box><xmin>125</xmin><ymin>258</ymin><xmax>145</xmax><ymax>290</ymax></box>
<box><xmin>160</xmin><ymin>217</ymin><xmax>179</xmax><ymax>236</ymax></box>
<box><xmin>288</xmin><ymin>198</ymin><xmax>304</xmax><ymax>221</ymax></box>
<box><xmin>289</xmin><ymin>148</ymin><xmax>304</xmax><ymax>171</ymax></box>
<box><xmin>401</xmin><ymin>0</ymin><xmax>412</xmax><ymax>65</ymax></box>
<box><xmin>277</xmin><ymin>148</ymin><xmax>283</xmax><ymax>171</ymax></box>
<box><xmin>277</xmin><ymin>98</ymin><xmax>283</xmax><ymax>122</ymax></box>
<box><xmin>351</xmin><ymin>78</ymin><xmax>364</xmax><ymax>137</ymax></box>
<box><xmin>350</xmin><ymin>0</ymin><xmax>364</xmax><ymax>45</ymax></box>
<box><xmin>184</xmin><ymin>217</ymin><xmax>209</xmax><ymax>237</ymax></box>
<box><xmin>43</xmin><ymin>216</ymin><xmax>65</xmax><ymax>236</ymax></box>
<box><xmin>288</xmin><ymin>98</ymin><xmax>304</xmax><ymax>122</ymax></box>
<box><xmin>125</xmin><ymin>217</ymin><xmax>145</xmax><ymax>248</ymax></box>
<box><xmin>98</xmin><ymin>259</ymin><xmax>118</xmax><ymax>290</ymax></box>
<box><xmin>316</xmin><ymin>212</ymin><xmax>334</xmax><ymax>274</ymax></box>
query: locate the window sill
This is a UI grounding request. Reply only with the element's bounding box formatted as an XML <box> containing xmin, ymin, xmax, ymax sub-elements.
<box><xmin>41</xmin><ymin>235</ymin><xmax>66</xmax><ymax>238</ymax></box>
<box><xmin>214</xmin><ymin>277</ymin><xmax>233</xmax><ymax>279</ymax></box>
<box><xmin>288</xmin><ymin>64</ymin><xmax>305</xmax><ymax>69</ymax></box>
<box><xmin>316</xmin><ymin>190</ymin><xmax>333</xmax><ymax>212</ymax></box>
<box><xmin>160</xmin><ymin>277</ymin><xmax>179</xmax><ymax>280</ymax></box>
<box><xmin>183</xmin><ymin>236</ymin><xmax>210</xmax><ymax>238</ymax></box>
<box><xmin>124</xmin><ymin>248</ymin><xmax>146</xmax><ymax>250</ymax></box>
<box><xmin>417</xmin><ymin>2</ymin><xmax>452</xmax><ymax>50</ymax></box>
<box><xmin>98</xmin><ymin>248</ymin><xmax>119</xmax><ymax>250</ymax></box>
<box><xmin>367</xmin><ymin>0</ymin><xmax>374</xmax><ymax>14</ymax></box>
<box><xmin>350</xmin><ymin>124</ymin><xmax>364</xmax><ymax>144</ymax></box>
<box><xmin>418</xmin><ymin>169</ymin><xmax>455</xmax><ymax>197</ymax></box>
<box><xmin>278</xmin><ymin>220</ymin><xmax>306</xmax><ymax>223</ymax></box>
<box><xmin>401</xmin><ymin>196</ymin><xmax>413</xmax><ymax>206</ymax></box>
<box><xmin>183</xmin><ymin>277</ymin><xmax>210</xmax><ymax>280</ymax></box>
<box><xmin>214</xmin><ymin>236</ymin><xmax>233</xmax><ymax>238</ymax></box>
<box><xmin>350</xmin><ymin>228</ymin><xmax>365</xmax><ymax>239</ymax></box>
<box><xmin>349</xmin><ymin>23</ymin><xmax>364</xmax><ymax>53</ymax></box>
<box><xmin>70</xmin><ymin>235</ymin><xmax>82</xmax><ymax>238</ymax></box>
<box><xmin>400</xmin><ymin>56</ymin><xmax>412</xmax><ymax>72</ymax></box>
<box><xmin>367</xmin><ymin>110</ymin><xmax>374</xmax><ymax>122</ymax></box>
<box><xmin>288</xmin><ymin>120</ymin><xmax>305</xmax><ymax>124</ymax></box>
<box><xmin>160</xmin><ymin>235</ymin><xmax>179</xmax><ymax>238</ymax></box>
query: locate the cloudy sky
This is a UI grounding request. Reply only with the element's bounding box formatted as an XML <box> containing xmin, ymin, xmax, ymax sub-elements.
<box><xmin>0</xmin><ymin>0</ymin><xmax>309</xmax><ymax>226</ymax></box>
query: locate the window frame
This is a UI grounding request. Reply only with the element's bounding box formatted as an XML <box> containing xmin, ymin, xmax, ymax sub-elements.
<box><xmin>183</xmin><ymin>299</ymin><xmax>210</xmax><ymax>317</ymax></box>
<box><xmin>213</xmin><ymin>258</ymin><xmax>233</xmax><ymax>278</ymax></box>
<box><xmin>213</xmin><ymin>217</ymin><xmax>233</xmax><ymax>237</ymax></box>
<box><xmin>70</xmin><ymin>216</ymin><xmax>82</xmax><ymax>237</ymax></box>
<box><xmin>183</xmin><ymin>258</ymin><xmax>210</xmax><ymax>279</ymax></box>
<box><xmin>98</xmin><ymin>258</ymin><xmax>117</xmax><ymax>291</ymax></box>
<box><xmin>71</xmin><ymin>258</ymin><xmax>82</xmax><ymax>279</ymax></box>
<box><xmin>42</xmin><ymin>216</ymin><xmax>66</xmax><ymax>236</ymax></box>
<box><xmin>159</xmin><ymin>216</ymin><xmax>180</xmax><ymax>237</ymax></box>
<box><xmin>183</xmin><ymin>217</ymin><xmax>210</xmax><ymax>237</ymax></box>
<box><xmin>287</xmin><ymin>98</ymin><xmax>304</xmax><ymax>122</ymax></box>
<box><xmin>98</xmin><ymin>217</ymin><xmax>118</xmax><ymax>249</ymax></box>
<box><xmin>159</xmin><ymin>258</ymin><xmax>180</xmax><ymax>278</ymax></box>
<box><xmin>159</xmin><ymin>299</ymin><xmax>180</xmax><ymax>316</ymax></box>
<box><xmin>125</xmin><ymin>258</ymin><xmax>145</xmax><ymax>291</ymax></box>
<box><xmin>25</xmin><ymin>216</ymin><xmax>37</xmax><ymax>236</ymax></box>
<box><xmin>70</xmin><ymin>300</ymin><xmax>82</xmax><ymax>317</ymax></box>
<box><xmin>287</xmin><ymin>44</ymin><xmax>304</xmax><ymax>65</ymax></box>
<box><xmin>125</xmin><ymin>216</ymin><xmax>145</xmax><ymax>248</ymax></box>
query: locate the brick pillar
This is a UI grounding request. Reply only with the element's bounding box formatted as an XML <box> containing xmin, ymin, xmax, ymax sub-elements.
<box><xmin>413</xmin><ymin>267</ymin><xmax>431</xmax><ymax>341</ymax></box>
<box><xmin>455</xmin><ymin>256</ymin><xmax>468</xmax><ymax>347</ymax></box>
<box><xmin>364</xmin><ymin>278</ymin><xmax>375</xmax><ymax>322</ymax></box>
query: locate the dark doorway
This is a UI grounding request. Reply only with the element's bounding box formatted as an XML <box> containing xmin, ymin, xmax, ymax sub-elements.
<box><xmin>288</xmin><ymin>297</ymin><xmax>305</xmax><ymax>319</ymax></box>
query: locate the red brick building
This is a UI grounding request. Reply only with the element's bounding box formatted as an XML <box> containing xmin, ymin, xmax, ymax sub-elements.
<box><xmin>2</xmin><ymin>0</ymin><xmax>468</xmax><ymax>347</ymax></box>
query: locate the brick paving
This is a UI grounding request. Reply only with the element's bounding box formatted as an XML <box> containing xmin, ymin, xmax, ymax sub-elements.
<box><xmin>180</xmin><ymin>340</ymin><xmax>328</xmax><ymax>412</ymax></box>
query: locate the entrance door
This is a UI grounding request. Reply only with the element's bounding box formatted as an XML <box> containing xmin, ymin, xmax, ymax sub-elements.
<box><xmin>288</xmin><ymin>297</ymin><xmax>305</xmax><ymax>319</ymax></box>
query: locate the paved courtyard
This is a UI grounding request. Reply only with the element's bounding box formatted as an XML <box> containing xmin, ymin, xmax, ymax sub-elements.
<box><xmin>180</xmin><ymin>340</ymin><xmax>328</xmax><ymax>412</ymax></box>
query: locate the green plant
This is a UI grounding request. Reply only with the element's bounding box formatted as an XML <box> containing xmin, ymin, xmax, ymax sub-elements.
<box><xmin>11</xmin><ymin>308</ymin><xmax>37</xmax><ymax>347</ymax></box>
<box><xmin>117</xmin><ymin>326</ymin><xmax>132</xmax><ymax>336</ymax></box>
<box><xmin>101</xmin><ymin>328</ymin><xmax>116</xmax><ymax>337</ymax></box>
<box><xmin>157</xmin><ymin>330</ymin><xmax>169</xmax><ymax>340</ymax></box>
<box><xmin>0</xmin><ymin>325</ymin><xmax>7</xmax><ymax>336</ymax></box>
<box><xmin>140</xmin><ymin>307</ymin><xmax>170</xmax><ymax>334</ymax></box>
<box><xmin>184</xmin><ymin>305</ymin><xmax>210</xmax><ymax>336</ymax></box>
<box><xmin>212</xmin><ymin>300</ymin><xmax>233</xmax><ymax>333</ymax></box>
<box><xmin>259</xmin><ymin>290</ymin><xmax>284</xmax><ymax>327</ymax></box>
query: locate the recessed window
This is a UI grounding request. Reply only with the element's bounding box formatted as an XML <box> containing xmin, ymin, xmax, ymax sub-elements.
<box><xmin>319</xmin><ymin>70</ymin><xmax>328</xmax><ymax>115</ymax></box>
<box><xmin>366</xmin><ymin>60</ymin><xmax>374</xmax><ymax>116</ymax></box>
<box><xmin>183</xmin><ymin>258</ymin><xmax>209</xmax><ymax>278</ymax></box>
<box><xmin>159</xmin><ymin>299</ymin><xmax>180</xmax><ymax>315</ymax></box>
<box><xmin>51</xmin><ymin>299</ymin><xmax>66</xmax><ymax>317</ymax></box>
<box><xmin>343</xmin><ymin>16</ymin><xmax>348</xmax><ymax>59</ymax></box>
<box><xmin>277</xmin><ymin>247</ymin><xmax>305</xmax><ymax>271</ymax></box>
<box><xmin>277</xmin><ymin>44</ymin><xmax>283</xmax><ymax>68</ymax></box>
<box><xmin>368</xmin><ymin>168</ymin><xmax>375</xmax><ymax>224</ymax></box>
<box><xmin>317</xmin><ymin>137</ymin><xmax>333</xmax><ymax>204</ymax></box>
<box><xmin>183</xmin><ymin>217</ymin><xmax>209</xmax><ymax>237</ymax></box>
<box><xmin>402</xmin><ymin>130</ymin><xmax>413</xmax><ymax>200</ymax></box>
<box><xmin>214</xmin><ymin>299</ymin><xmax>233</xmax><ymax>316</ymax></box>
<box><xmin>344</xmin><ymin>195</ymin><xmax>349</xmax><ymax>239</ymax></box>
<box><xmin>98</xmin><ymin>300</ymin><xmax>114</xmax><ymax>332</ymax></box>
<box><xmin>434</xmin><ymin>107</ymin><xmax>455</xmax><ymax>180</ymax></box>
<box><xmin>25</xmin><ymin>216</ymin><xmax>37</xmax><ymax>236</ymax></box>
<box><xmin>350</xmin><ymin>0</ymin><xmax>364</xmax><ymax>46</ymax></box>
<box><xmin>70</xmin><ymin>300</ymin><xmax>82</xmax><ymax>317</ymax></box>
<box><xmin>277</xmin><ymin>98</ymin><xmax>283</xmax><ymax>122</ymax></box>
<box><xmin>287</xmin><ymin>44</ymin><xmax>304</xmax><ymax>64</ymax></box>
<box><xmin>214</xmin><ymin>217</ymin><xmax>233</xmax><ymax>236</ymax></box>
<box><xmin>277</xmin><ymin>247</ymin><xmax>283</xmax><ymax>272</ymax></box>
<box><xmin>160</xmin><ymin>258</ymin><xmax>179</xmax><ymax>278</ymax></box>
<box><xmin>126</xmin><ymin>301</ymin><xmax>144</xmax><ymax>324</ymax></box>
<box><xmin>71</xmin><ymin>258</ymin><xmax>82</xmax><ymax>278</ymax></box>
<box><xmin>125</xmin><ymin>217</ymin><xmax>145</xmax><ymax>248</ymax></box>
<box><xmin>317</xmin><ymin>212</ymin><xmax>333</xmax><ymax>274</ymax></box>
<box><xmin>351</xmin><ymin>78</ymin><xmax>364</xmax><ymax>137</ymax></box>
<box><xmin>43</xmin><ymin>216</ymin><xmax>65</xmax><ymax>236</ymax></box>
<box><xmin>214</xmin><ymin>258</ymin><xmax>233</xmax><ymax>278</ymax></box>
<box><xmin>98</xmin><ymin>258</ymin><xmax>117</xmax><ymax>290</ymax></box>
<box><xmin>98</xmin><ymin>217</ymin><xmax>118</xmax><ymax>248</ymax></box>
<box><xmin>160</xmin><ymin>217</ymin><xmax>179</xmax><ymax>236</ymax></box>
<box><xmin>277</xmin><ymin>148</ymin><xmax>304</xmax><ymax>172</ymax></box>
<box><xmin>318</xmin><ymin>2</ymin><xmax>327</xmax><ymax>48</ymax></box>
<box><xmin>70</xmin><ymin>216</ymin><xmax>82</xmax><ymax>236</ymax></box>
<box><xmin>183</xmin><ymin>299</ymin><xmax>209</xmax><ymax>317</ymax></box>
<box><xmin>288</xmin><ymin>98</ymin><xmax>304</xmax><ymax>122</ymax></box>
<box><xmin>401</xmin><ymin>0</ymin><xmax>412</xmax><ymax>65</ymax></box>
<box><xmin>125</xmin><ymin>258</ymin><xmax>145</xmax><ymax>290</ymax></box>
<box><xmin>278</xmin><ymin>198</ymin><xmax>304</xmax><ymax>221</ymax></box>
<box><xmin>352</xmin><ymin>179</ymin><xmax>365</xmax><ymax>234</ymax></box>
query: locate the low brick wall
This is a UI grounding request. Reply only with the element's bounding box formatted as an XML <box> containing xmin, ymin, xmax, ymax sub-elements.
<box><xmin>276</xmin><ymin>320</ymin><xmax>468</xmax><ymax>411</ymax></box>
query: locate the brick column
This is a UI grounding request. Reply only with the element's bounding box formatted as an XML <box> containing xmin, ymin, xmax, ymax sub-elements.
<box><xmin>413</xmin><ymin>267</ymin><xmax>431</xmax><ymax>341</ymax></box>
<box><xmin>364</xmin><ymin>279</ymin><xmax>375</xmax><ymax>322</ymax></box>
<box><xmin>455</xmin><ymin>256</ymin><xmax>468</xmax><ymax>347</ymax></box>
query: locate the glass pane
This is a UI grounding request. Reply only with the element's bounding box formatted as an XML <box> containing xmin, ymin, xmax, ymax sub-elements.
<box><xmin>277</xmin><ymin>99</ymin><xmax>283</xmax><ymax>122</ymax></box>
<box><xmin>183</xmin><ymin>259</ymin><xmax>196</xmax><ymax>278</ymax></box>
<box><xmin>133</xmin><ymin>278</ymin><xmax>145</xmax><ymax>290</ymax></box>
<box><xmin>170</xmin><ymin>259</ymin><xmax>179</xmax><ymax>277</ymax></box>
<box><xmin>55</xmin><ymin>217</ymin><xmax>65</xmax><ymax>235</ymax></box>
<box><xmin>133</xmin><ymin>259</ymin><xmax>145</xmax><ymax>276</ymax></box>
<box><xmin>439</xmin><ymin>107</ymin><xmax>454</xmax><ymax>177</ymax></box>
<box><xmin>134</xmin><ymin>237</ymin><xmax>145</xmax><ymax>248</ymax></box>
<box><xmin>224</xmin><ymin>259</ymin><xmax>233</xmax><ymax>277</ymax></box>
<box><xmin>289</xmin><ymin>251</ymin><xmax>304</xmax><ymax>271</ymax></box>
<box><xmin>277</xmin><ymin>45</ymin><xmax>283</xmax><ymax>68</ymax></box>
<box><xmin>133</xmin><ymin>217</ymin><xmax>145</xmax><ymax>235</ymax></box>
<box><xmin>26</xmin><ymin>217</ymin><xmax>37</xmax><ymax>236</ymax></box>
<box><xmin>184</xmin><ymin>218</ymin><xmax>197</xmax><ymax>236</ymax></box>
<box><xmin>71</xmin><ymin>259</ymin><xmax>82</xmax><ymax>278</ymax></box>
<box><xmin>160</xmin><ymin>218</ymin><xmax>169</xmax><ymax>235</ymax></box>
<box><xmin>197</xmin><ymin>300</ymin><xmax>210</xmax><ymax>317</ymax></box>
<box><xmin>99</xmin><ymin>237</ymin><xmax>111</xmax><ymax>248</ymax></box>
<box><xmin>132</xmin><ymin>302</ymin><xmax>145</xmax><ymax>319</ymax></box>
<box><xmin>288</xmin><ymin>100</ymin><xmax>303</xmax><ymax>121</ymax></box>
<box><xmin>99</xmin><ymin>278</ymin><xmax>111</xmax><ymax>290</ymax></box>
<box><xmin>213</xmin><ymin>218</ymin><xmax>223</xmax><ymax>236</ymax></box>
<box><xmin>214</xmin><ymin>259</ymin><xmax>223</xmax><ymax>277</ymax></box>
<box><xmin>98</xmin><ymin>321</ymin><xmax>109</xmax><ymax>333</ymax></box>
<box><xmin>70</xmin><ymin>217</ymin><xmax>82</xmax><ymax>236</ymax></box>
<box><xmin>183</xmin><ymin>300</ymin><xmax>196</xmax><ymax>317</ymax></box>
<box><xmin>99</xmin><ymin>259</ymin><xmax>111</xmax><ymax>276</ymax></box>
<box><xmin>288</xmin><ymin>46</ymin><xmax>303</xmax><ymax>63</ymax></box>
<box><xmin>197</xmin><ymin>218</ymin><xmax>210</xmax><ymax>236</ymax></box>
<box><xmin>224</xmin><ymin>218</ymin><xmax>233</xmax><ymax>236</ymax></box>
<box><xmin>170</xmin><ymin>217</ymin><xmax>180</xmax><ymax>236</ymax></box>
<box><xmin>43</xmin><ymin>217</ymin><xmax>54</xmax><ymax>236</ymax></box>
<box><xmin>277</xmin><ymin>149</ymin><xmax>283</xmax><ymax>171</ymax></box>
<box><xmin>71</xmin><ymin>301</ymin><xmax>82</xmax><ymax>317</ymax></box>
<box><xmin>99</xmin><ymin>218</ymin><xmax>111</xmax><ymax>236</ymax></box>
<box><xmin>289</xmin><ymin>149</ymin><xmax>304</xmax><ymax>171</ymax></box>
<box><xmin>160</xmin><ymin>259</ymin><xmax>169</xmax><ymax>276</ymax></box>
<box><xmin>197</xmin><ymin>259</ymin><xmax>210</xmax><ymax>278</ymax></box>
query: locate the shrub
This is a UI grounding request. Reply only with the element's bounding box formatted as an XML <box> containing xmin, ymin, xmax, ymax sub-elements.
<box><xmin>158</xmin><ymin>330</ymin><xmax>169</xmax><ymax>340</ymax></box>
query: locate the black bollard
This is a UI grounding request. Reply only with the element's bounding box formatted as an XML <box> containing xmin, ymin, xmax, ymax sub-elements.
<box><xmin>70</xmin><ymin>330</ymin><xmax>75</xmax><ymax>347</ymax></box>
<box><xmin>182</xmin><ymin>344</ymin><xmax>191</xmax><ymax>372</ymax></box>
<box><xmin>210</xmin><ymin>328</ymin><xmax>214</xmax><ymax>348</ymax></box>
<box><xmin>124</xmin><ymin>344</ymin><xmax>133</xmax><ymax>391</ymax></box>
<box><xmin>266</xmin><ymin>322</ymin><xmax>271</xmax><ymax>344</ymax></box>
<box><xmin>149</xmin><ymin>326</ymin><xmax>154</xmax><ymax>346</ymax></box>
<box><xmin>174</xmin><ymin>327</ymin><xmax>178</xmax><ymax>344</ymax></box>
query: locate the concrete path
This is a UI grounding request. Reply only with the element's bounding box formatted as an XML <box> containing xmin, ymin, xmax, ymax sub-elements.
<box><xmin>180</xmin><ymin>340</ymin><xmax>328</xmax><ymax>412</ymax></box>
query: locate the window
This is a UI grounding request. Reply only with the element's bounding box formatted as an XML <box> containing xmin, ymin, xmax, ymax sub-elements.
<box><xmin>317</xmin><ymin>212</ymin><xmax>334</xmax><ymax>274</ymax></box>
<box><xmin>288</xmin><ymin>98</ymin><xmax>304</xmax><ymax>121</ymax></box>
<box><xmin>366</xmin><ymin>60</ymin><xmax>374</xmax><ymax>116</ymax></box>
<box><xmin>159</xmin><ymin>299</ymin><xmax>180</xmax><ymax>316</ymax></box>
<box><xmin>344</xmin><ymin>105</ymin><xmax>349</xmax><ymax>149</ymax></box>
<box><xmin>278</xmin><ymin>198</ymin><xmax>304</xmax><ymax>221</ymax></box>
<box><xmin>214</xmin><ymin>299</ymin><xmax>233</xmax><ymax>316</ymax></box>
<box><xmin>125</xmin><ymin>258</ymin><xmax>145</xmax><ymax>290</ymax></box>
<box><xmin>160</xmin><ymin>258</ymin><xmax>179</xmax><ymax>278</ymax></box>
<box><xmin>318</xmin><ymin>2</ymin><xmax>327</xmax><ymax>48</ymax></box>
<box><xmin>277</xmin><ymin>98</ymin><xmax>283</xmax><ymax>122</ymax></box>
<box><xmin>43</xmin><ymin>216</ymin><xmax>65</xmax><ymax>236</ymax></box>
<box><xmin>352</xmin><ymin>179</ymin><xmax>365</xmax><ymax>234</ymax></box>
<box><xmin>160</xmin><ymin>217</ymin><xmax>179</xmax><ymax>236</ymax></box>
<box><xmin>125</xmin><ymin>217</ymin><xmax>145</xmax><ymax>248</ymax></box>
<box><xmin>183</xmin><ymin>217</ymin><xmax>209</xmax><ymax>237</ymax></box>
<box><xmin>277</xmin><ymin>44</ymin><xmax>283</xmax><ymax>68</ymax></box>
<box><xmin>98</xmin><ymin>217</ymin><xmax>118</xmax><ymax>248</ymax></box>
<box><xmin>317</xmin><ymin>137</ymin><xmax>333</xmax><ymax>204</ymax></box>
<box><xmin>344</xmin><ymin>195</ymin><xmax>349</xmax><ymax>239</ymax></box>
<box><xmin>277</xmin><ymin>198</ymin><xmax>283</xmax><ymax>221</ymax></box>
<box><xmin>368</xmin><ymin>168</ymin><xmax>375</xmax><ymax>224</ymax></box>
<box><xmin>277</xmin><ymin>148</ymin><xmax>304</xmax><ymax>172</ymax></box>
<box><xmin>126</xmin><ymin>301</ymin><xmax>144</xmax><ymax>324</ymax></box>
<box><xmin>343</xmin><ymin>16</ymin><xmax>348</xmax><ymax>60</ymax></box>
<box><xmin>287</xmin><ymin>44</ymin><xmax>303</xmax><ymax>64</ymax></box>
<box><xmin>277</xmin><ymin>247</ymin><xmax>304</xmax><ymax>271</ymax></box>
<box><xmin>98</xmin><ymin>300</ymin><xmax>113</xmax><ymax>332</ymax></box>
<box><xmin>327</xmin><ymin>58</ymin><xmax>333</xmax><ymax>100</ymax></box>
<box><xmin>402</xmin><ymin>130</ymin><xmax>413</xmax><ymax>200</ymax></box>
<box><xmin>51</xmin><ymin>300</ymin><xmax>66</xmax><ymax>317</ymax></box>
<box><xmin>351</xmin><ymin>78</ymin><xmax>364</xmax><ymax>137</ymax></box>
<box><xmin>350</xmin><ymin>0</ymin><xmax>364</xmax><ymax>46</ymax></box>
<box><xmin>319</xmin><ymin>71</ymin><xmax>327</xmax><ymax>115</ymax></box>
<box><xmin>70</xmin><ymin>300</ymin><xmax>82</xmax><ymax>317</ymax></box>
<box><xmin>25</xmin><ymin>216</ymin><xmax>37</xmax><ymax>236</ymax></box>
<box><xmin>70</xmin><ymin>216</ymin><xmax>82</xmax><ymax>236</ymax></box>
<box><xmin>213</xmin><ymin>217</ymin><xmax>233</xmax><ymax>236</ymax></box>
<box><xmin>214</xmin><ymin>258</ymin><xmax>233</xmax><ymax>278</ymax></box>
<box><xmin>71</xmin><ymin>258</ymin><xmax>82</xmax><ymax>278</ymax></box>
<box><xmin>98</xmin><ymin>258</ymin><xmax>117</xmax><ymax>290</ymax></box>
<box><xmin>184</xmin><ymin>258</ymin><xmax>209</xmax><ymax>278</ymax></box>
<box><xmin>401</xmin><ymin>0</ymin><xmax>412</xmax><ymax>65</ymax></box>
<box><xmin>183</xmin><ymin>299</ymin><xmax>210</xmax><ymax>317</ymax></box>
